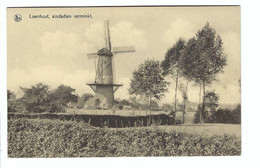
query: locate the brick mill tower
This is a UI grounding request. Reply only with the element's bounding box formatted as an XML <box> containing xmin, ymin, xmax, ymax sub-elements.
<box><xmin>87</xmin><ymin>20</ymin><xmax>135</xmax><ymax>109</ymax></box>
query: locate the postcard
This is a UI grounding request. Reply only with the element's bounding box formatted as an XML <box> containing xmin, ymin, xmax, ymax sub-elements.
<box><xmin>7</xmin><ymin>6</ymin><xmax>241</xmax><ymax>158</ymax></box>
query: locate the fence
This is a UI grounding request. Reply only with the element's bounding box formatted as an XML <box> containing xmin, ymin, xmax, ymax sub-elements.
<box><xmin>8</xmin><ymin>113</ymin><xmax>177</xmax><ymax>128</ymax></box>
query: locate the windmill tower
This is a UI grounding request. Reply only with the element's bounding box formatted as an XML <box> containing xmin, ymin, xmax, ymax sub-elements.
<box><xmin>87</xmin><ymin>20</ymin><xmax>135</xmax><ymax>109</ymax></box>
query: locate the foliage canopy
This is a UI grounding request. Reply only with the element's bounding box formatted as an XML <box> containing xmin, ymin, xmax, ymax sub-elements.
<box><xmin>129</xmin><ymin>59</ymin><xmax>169</xmax><ymax>100</ymax></box>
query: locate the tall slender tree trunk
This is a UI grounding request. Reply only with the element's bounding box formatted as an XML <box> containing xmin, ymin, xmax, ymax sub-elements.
<box><xmin>174</xmin><ymin>74</ymin><xmax>179</xmax><ymax>113</ymax></box>
<box><xmin>183</xmin><ymin>82</ymin><xmax>189</xmax><ymax>124</ymax></box>
<box><xmin>201</xmin><ymin>83</ymin><xmax>206</xmax><ymax>124</ymax></box>
<box><xmin>199</xmin><ymin>84</ymin><xmax>202</xmax><ymax>123</ymax></box>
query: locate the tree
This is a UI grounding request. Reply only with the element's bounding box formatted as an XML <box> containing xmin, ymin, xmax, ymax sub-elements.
<box><xmin>233</xmin><ymin>79</ymin><xmax>241</xmax><ymax>124</ymax></box>
<box><xmin>182</xmin><ymin>23</ymin><xmax>227</xmax><ymax>123</ymax></box>
<box><xmin>205</xmin><ymin>91</ymin><xmax>219</xmax><ymax>112</ymax></box>
<box><xmin>204</xmin><ymin>90</ymin><xmax>219</xmax><ymax>122</ymax></box>
<box><xmin>81</xmin><ymin>93</ymin><xmax>94</xmax><ymax>102</ymax></box>
<box><xmin>7</xmin><ymin>90</ymin><xmax>16</xmax><ymax>112</ymax></box>
<box><xmin>212</xmin><ymin>108</ymin><xmax>233</xmax><ymax>123</ymax></box>
<box><xmin>178</xmin><ymin>82</ymin><xmax>189</xmax><ymax>123</ymax></box>
<box><xmin>128</xmin><ymin>96</ymin><xmax>141</xmax><ymax>109</ymax></box>
<box><xmin>232</xmin><ymin>104</ymin><xmax>241</xmax><ymax>124</ymax></box>
<box><xmin>76</xmin><ymin>93</ymin><xmax>94</xmax><ymax>108</ymax></box>
<box><xmin>8</xmin><ymin>90</ymin><xmax>12</xmax><ymax>101</ymax></box>
<box><xmin>52</xmin><ymin>84</ymin><xmax>78</xmax><ymax>106</ymax></box>
<box><xmin>20</xmin><ymin>83</ymin><xmax>63</xmax><ymax>113</ymax></box>
<box><xmin>194</xmin><ymin>91</ymin><xmax>220</xmax><ymax>123</ymax></box>
<box><xmin>162</xmin><ymin>103</ymin><xmax>173</xmax><ymax>112</ymax></box>
<box><xmin>178</xmin><ymin>37</ymin><xmax>200</xmax><ymax>123</ymax></box>
<box><xmin>161</xmin><ymin>38</ymin><xmax>186</xmax><ymax>118</ymax></box>
<box><xmin>129</xmin><ymin>59</ymin><xmax>168</xmax><ymax>125</ymax></box>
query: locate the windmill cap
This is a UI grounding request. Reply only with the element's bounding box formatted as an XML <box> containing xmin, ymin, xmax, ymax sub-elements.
<box><xmin>98</xmin><ymin>48</ymin><xmax>113</xmax><ymax>56</ymax></box>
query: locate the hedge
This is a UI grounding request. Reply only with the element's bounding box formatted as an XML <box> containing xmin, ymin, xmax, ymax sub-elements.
<box><xmin>8</xmin><ymin>118</ymin><xmax>241</xmax><ymax>157</ymax></box>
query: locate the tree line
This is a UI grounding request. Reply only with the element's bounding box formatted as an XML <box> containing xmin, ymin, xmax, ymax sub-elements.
<box><xmin>7</xmin><ymin>84</ymin><xmax>93</xmax><ymax>113</ymax></box>
<box><xmin>129</xmin><ymin>22</ymin><xmax>231</xmax><ymax>124</ymax></box>
<box><xmin>7</xmin><ymin>84</ymin><xmax>161</xmax><ymax>113</ymax></box>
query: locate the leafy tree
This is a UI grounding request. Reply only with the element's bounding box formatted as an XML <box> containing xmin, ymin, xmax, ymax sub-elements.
<box><xmin>204</xmin><ymin>91</ymin><xmax>219</xmax><ymax>122</ymax></box>
<box><xmin>193</xmin><ymin>91</ymin><xmax>219</xmax><ymax>123</ymax></box>
<box><xmin>178</xmin><ymin>37</ymin><xmax>202</xmax><ymax>123</ymax></box>
<box><xmin>232</xmin><ymin>104</ymin><xmax>241</xmax><ymax>124</ymax></box>
<box><xmin>211</xmin><ymin>108</ymin><xmax>233</xmax><ymax>123</ymax></box>
<box><xmin>128</xmin><ymin>96</ymin><xmax>141</xmax><ymax>109</ymax></box>
<box><xmin>76</xmin><ymin>93</ymin><xmax>94</xmax><ymax>108</ymax></box>
<box><xmin>8</xmin><ymin>90</ymin><xmax>12</xmax><ymax>101</ymax></box>
<box><xmin>53</xmin><ymin>84</ymin><xmax>78</xmax><ymax>106</ymax></box>
<box><xmin>205</xmin><ymin>91</ymin><xmax>219</xmax><ymax>112</ymax></box>
<box><xmin>7</xmin><ymin>90</ymin><xmax>16</xmax><ymax>112</ymax></box>
<box><xmin>20</xmin><ymin>83</ymin><xmax>63</xmax><ymax>113</ymax></box>
<box><xmin>179</xmin><ymin>38</ymin><xmax>197</xmax><ymax>81</ymax></box>
<box><xmin>210</xmin><ymin>105</ymin><xmax>240</xmax><ymax>124</ymax></box>
<box><xmin>129</xmin><ymin>59</ymin><xmax>168</xmax><ymax>124</ymax></box>
<box><xmin>183</xmin><ymin>23</ymin><xmax>227</xmax><ymax>123</ymax></box>
<box><xmin>81</xmin><ymin>93</ymin><xmax>94</xmax><ymax>102</ymax></box>
<box><xmin>161</xmin><ymin>38</ymin><xmax>186</xmax><ymax>116</ymax></box>
<box><xmin>233</xmin><ymin>80</ymin><xmax>241</xmax><ymax>124</ymax></box>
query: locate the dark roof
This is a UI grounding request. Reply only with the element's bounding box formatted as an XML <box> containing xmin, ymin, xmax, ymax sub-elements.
<box><xmin>98</xmin><ymin>48</ymin><xmax>112</xmax><ymax>56</ymax></box>
<box><xmin>118</xmin><ymin>99</ymin><xmax>131</xmax><ymax>106</ymax></box>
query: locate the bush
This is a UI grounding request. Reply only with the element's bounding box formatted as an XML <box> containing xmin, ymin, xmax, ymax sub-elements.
<box><xmin>8</xmin><ymin>101</ymin><xmax>17</xmax><ymax>112</ymax></box>
<box><xmin>8</xmin><ymin>90</ymin><xmax>17</xmax><ymax>112</ymax></box>
<box><xmin>193</xmin><ymin>104</ymin><xmax>241</xmax><ymax>124</ymax></box>
<box><xmin>232</xmin><ymin>104</ymin><xmax>241</xmax><ymax>124</ymax></box>
<box><xmin>18</xmin><ymin>83</ymin><xmax>64</xmax><ymax>113</ymax></box>
<box><xmin>8</xmin><ymin>118</ymin><xmax>241</xmax><ymax>157</ymax></box>
<box><xmin>211</xmin><ymin>108</ymin><xmax>233</xmax><ymax>123</ymax></box>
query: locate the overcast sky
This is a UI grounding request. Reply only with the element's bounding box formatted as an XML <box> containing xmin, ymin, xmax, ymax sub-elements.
<box><xmin>7</xmin><ymin>7</ymin><xmax>240</xmax><ymax>104</ymax></box>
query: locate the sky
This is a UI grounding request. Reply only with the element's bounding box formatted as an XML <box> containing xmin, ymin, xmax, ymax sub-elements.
<box><xmin>7</xmin><ymin>6</ymin><xmax>240</xmax><ymax>104</ymax></box>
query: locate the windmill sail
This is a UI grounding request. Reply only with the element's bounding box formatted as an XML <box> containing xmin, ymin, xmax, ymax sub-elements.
<box><xmin>104</xmin><ymin>20</ymin><xmax>112</xmax><ymax>50</ymax></box>
<box><xmin>87</xmin><ymin>53</ymin><xmax>98</xmax><ymax>59</ymax></box>
<box><xmin>112</xmin><ymin>46</ymin><xmax>135</xmax><ymax>54</ymax></box>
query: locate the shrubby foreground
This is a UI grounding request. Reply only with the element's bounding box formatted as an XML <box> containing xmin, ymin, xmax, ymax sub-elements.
<box><xmin>8</xmin><ymin>118</ymin><xmax>241</xmax><ymax>157</ymax></box>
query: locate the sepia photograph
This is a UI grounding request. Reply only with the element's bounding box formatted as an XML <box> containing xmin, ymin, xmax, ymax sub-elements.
<box><xmin>6</xmin><ymin>6</ymin><xmax>241</xmax><ymax>158</ymax></box>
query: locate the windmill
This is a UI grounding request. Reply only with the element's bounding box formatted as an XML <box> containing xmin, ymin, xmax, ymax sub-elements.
<box><xmin>87</xmin><ymin>20</ymin><xmax>135</xmax><ymax>109</ymax></box>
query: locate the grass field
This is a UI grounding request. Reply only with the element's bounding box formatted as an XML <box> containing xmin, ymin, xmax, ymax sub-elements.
<box><xmin>157</xmin><ymin>124</ymin><xmax>241</xmax><ymax>137</ymax></box>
